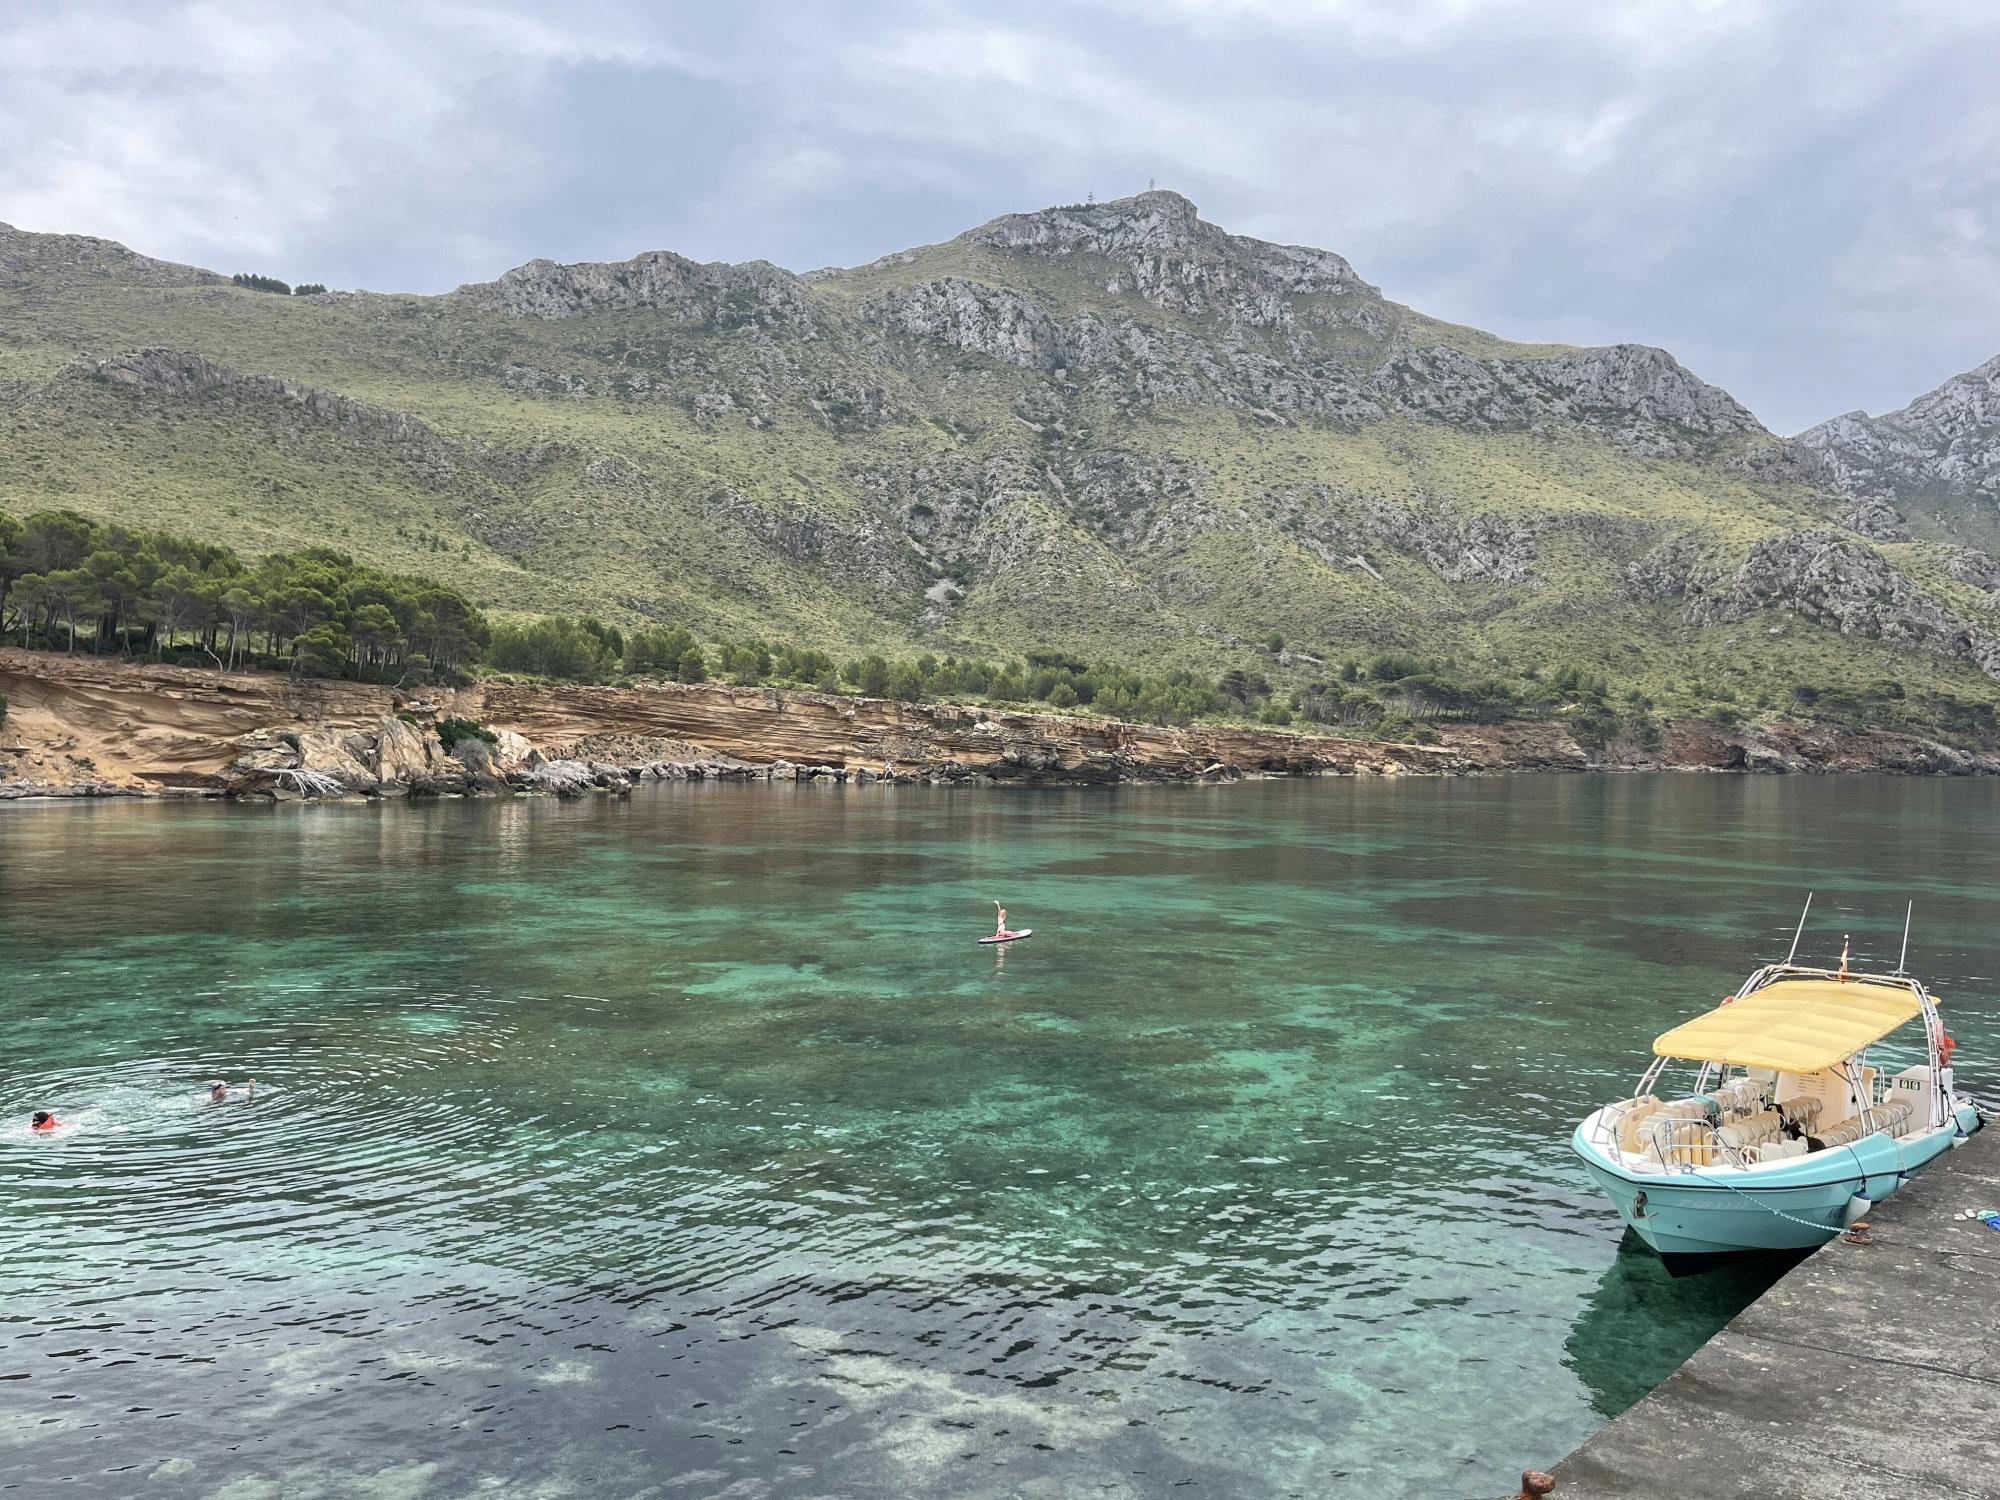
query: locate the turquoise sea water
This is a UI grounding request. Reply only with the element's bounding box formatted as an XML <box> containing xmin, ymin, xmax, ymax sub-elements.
<box><xmin>3</xmin><ymin>776</ymin><xmax>1995</xmax><ymax>1498</ymax></box>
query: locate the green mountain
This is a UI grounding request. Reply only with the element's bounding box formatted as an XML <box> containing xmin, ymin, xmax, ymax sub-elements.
<box><xmin>4</xmin><ymin>190</ymin><xmax>2000</xmax><ymax>722</ymax></box>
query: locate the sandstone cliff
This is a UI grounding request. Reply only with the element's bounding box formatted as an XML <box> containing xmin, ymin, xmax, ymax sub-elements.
<box><xmin>4</xmin><ymin>650</ymin><xmax>1995</xmax><ymax>802</ymax></box>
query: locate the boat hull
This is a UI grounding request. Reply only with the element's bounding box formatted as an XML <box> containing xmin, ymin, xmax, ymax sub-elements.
<box><xmin>1572</xmin><ymin>1103</ymin><xmax>1981</xmax><ymax>1256</ymax></box>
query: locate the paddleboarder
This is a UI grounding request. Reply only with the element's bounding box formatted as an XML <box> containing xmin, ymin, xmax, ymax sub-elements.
<box><xmin>975</xmin><ymin>899</ymin><xmax>1033</xmax><ymax>947</ymax></box>
<box><xmin>982</xmin><ymin>901</ymin><xmax>1030</xmax><ymax>944</ymax></box>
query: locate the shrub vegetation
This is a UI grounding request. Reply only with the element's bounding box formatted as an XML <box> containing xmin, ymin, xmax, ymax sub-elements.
<box><xmin>4</xmin><ymin>504</ymin><xmax>1991</xmax><ymax>749</ymax></box>
<box><xmin>435</xmin><ymin>717</ymin><xmax>499</xmax><ymax>752</ymax></box>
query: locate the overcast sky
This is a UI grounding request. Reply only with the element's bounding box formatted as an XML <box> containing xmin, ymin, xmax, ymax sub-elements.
<box><xmin>4</xmin><ymin>1</ymin><xmax>1996</xmax><ymax>434</ymax></box>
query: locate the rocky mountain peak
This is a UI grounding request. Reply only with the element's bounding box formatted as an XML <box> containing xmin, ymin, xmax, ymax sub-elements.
<box><xmin>0</xmin><ymin>222</ymin><xmax>224</xmax><ymax>290</ymax></box>
<box><xmin>1892</xmin><ymin>353</ymin><xmax>2000</xmax><ymax>440</ymax></box>
<box><xmin>451</xmin><ymin>248</ymin><xmax>815</xmax><ymax>329</ymax></box>
<box><xmin>1791</xmin><ymin>352</ymin><xmax>2000</xmax><ymax>510</ymax></box>
<box><xmin>958</xmin><ymin>188</ymin><xmax>1374</xmax><ymax>326</ymax></box>
<box><xmin>966</xmin><ymin>189</ymin><xmax>1210</xmax><ymax>259</ymax></box>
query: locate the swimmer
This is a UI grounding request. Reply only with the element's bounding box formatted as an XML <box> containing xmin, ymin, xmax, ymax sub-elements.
<box><xmin>31</xmin><ymin>1110</ymin><xmax>61</xmax><ymax>1133</ymax></box>
<box><xmin>208</xmin><ymin>1079</ymin><xmax>256</xmax><ymax>1103</ymax></box>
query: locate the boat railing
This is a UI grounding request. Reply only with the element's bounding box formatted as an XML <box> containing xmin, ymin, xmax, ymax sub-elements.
<box><xmin>1641</xmin><ymin>1106</ymin><xmax>1761</xmax><ymax>1174</ymax></box>
<box><xmin>1622</xmin><ymin>1080</ymin><xmax>1926</xmax><ymax>1174</ymax></box>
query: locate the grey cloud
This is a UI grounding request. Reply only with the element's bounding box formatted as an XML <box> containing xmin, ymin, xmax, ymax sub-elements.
<box><xmin>1</xmin><ymin>0</ymin><xmax>1995</xmax><ymax>432</ymax></box>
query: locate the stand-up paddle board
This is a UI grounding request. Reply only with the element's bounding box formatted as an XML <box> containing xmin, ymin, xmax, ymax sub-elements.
<box><xmin>978</xmin><ymin>929</ymin><xmax>1032</xmax><ymax>945</ymax></box>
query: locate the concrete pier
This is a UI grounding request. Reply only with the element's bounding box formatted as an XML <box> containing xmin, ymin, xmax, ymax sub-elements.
<box><xmin>1550</xmin><ymin>1124</ymin><xmax>1999</xmax><ymax>1499</ymax></box>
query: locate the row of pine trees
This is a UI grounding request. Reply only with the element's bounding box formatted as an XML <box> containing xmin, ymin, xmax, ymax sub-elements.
<box><xmin>1</xmin><ymin>506</ymin><xmax>1573</xmax><ymax>731</ymax></box>
<box><xmin>0</xmin><ymin>510</ymin><xmax>484</xmax><ymax>679</ymax></box>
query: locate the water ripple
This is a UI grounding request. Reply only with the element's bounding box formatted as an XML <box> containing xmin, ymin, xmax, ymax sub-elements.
<box><xmin>3</xmin><ymin>779</ymin><xmax>1995</xmax><ymax>1498</ymax></box>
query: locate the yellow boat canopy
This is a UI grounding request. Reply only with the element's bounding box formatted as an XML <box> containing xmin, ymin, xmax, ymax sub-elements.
<box><xmin>1652</xmin><ymin>978</ymin><xmax>1925</xmax><ymax>1073</ymax></box>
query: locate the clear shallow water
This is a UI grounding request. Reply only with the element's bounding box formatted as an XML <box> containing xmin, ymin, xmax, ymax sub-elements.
<box><xmin>3</xmin><ymin>776</ymin><xmax>1995</xmax><ymax>1498</ymax></box>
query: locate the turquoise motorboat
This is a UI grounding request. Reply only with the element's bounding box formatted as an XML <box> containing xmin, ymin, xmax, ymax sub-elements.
<box><xmin>1573</xmin><ymin>910</ymin><xmax>1981</xmax><ymax>1257</ymax></box>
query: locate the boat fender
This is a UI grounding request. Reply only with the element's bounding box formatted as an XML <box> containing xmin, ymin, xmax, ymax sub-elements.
<box><xmin>1844</xmin><ymin>1191</ymin><xmax>1873</xmax><ymax>1227</ymax></box>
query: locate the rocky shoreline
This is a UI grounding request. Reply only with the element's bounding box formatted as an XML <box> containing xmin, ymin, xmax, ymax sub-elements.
<box><xmin>3</xmin><ymin>648</ymin><xmax>1998</xmax><ymax>804</ymax></box>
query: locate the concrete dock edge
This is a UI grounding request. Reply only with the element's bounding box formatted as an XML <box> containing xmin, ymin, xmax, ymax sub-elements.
<box><xmin>1545</xmin><ymin>1123</ymin><xmax>1998</xmax><ymax>1499</ymax></box>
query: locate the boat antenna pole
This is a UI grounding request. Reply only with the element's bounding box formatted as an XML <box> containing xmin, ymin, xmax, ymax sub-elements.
<box><xmin>1784</xmin><ymin>892</ymin><xmax>1813</xmax><ymax>965</ymax></box>
<box><xmin>1895</xmin><ymin>900</ymin><xmax>1913</xmax><ymax>976</ymax></box>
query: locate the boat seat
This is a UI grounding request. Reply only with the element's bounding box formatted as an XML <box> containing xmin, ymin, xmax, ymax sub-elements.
<box><xmin>1609</xmin><ymin>1096</ymin><xmax>1662</xmax><ymax>1153</ymax></box>
<box><xmin>1636</xmin><ymin>1106</ymin><xmax>1696</xmax><ymax>1161</ymax></box>
<box><xmin>1658</xmin><ymin>1120</ymin><xmax>1716</xmax><ymax>1167</ymax></box>
<box><xmin>1656</xmin><ymin>1097</ymin><xmax>1715</xmax><ymax>1123</ymax></box>
<box><xmin>1707</xmin><ymin>1077</ymin><xmax>1769</xmax><ymax>1117</ymax></box>
<box><xmin>1751</xmin><ymin>1138</ymin><xmax>1808</xmax><ymax>1163</ymax></box>
<box><xmin>1775</xmin><ymin>1096</ymin><xmax>1823</xmax><ymax>1132</ymax></box>
<box><xmin>1808</xmin><ymin>1100</ymin><xmax>1911</xmax><ymax>1150</ymax></box>
<box><xmin>1716</xmin><ymin>1108</ymin><xmax>1784</xmax><ymax>1152</ymax></box>
<box><xmin>1775</xmin><ymin>1065</ymin><xmax>1871</xmax><ymax>1135</ymax></box>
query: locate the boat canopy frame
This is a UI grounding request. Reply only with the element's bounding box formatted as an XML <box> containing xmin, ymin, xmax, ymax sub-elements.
<box><xmin>1629</xmin><ymin>961</ymin><xmax>1950</xmax><ymax>1134</ymax></box>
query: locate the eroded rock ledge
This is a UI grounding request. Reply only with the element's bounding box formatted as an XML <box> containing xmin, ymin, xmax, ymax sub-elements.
<box><xmin>2</xmin><ymin>648</ymin><xmax>1995</xmax><ymax>803</ymax></box>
